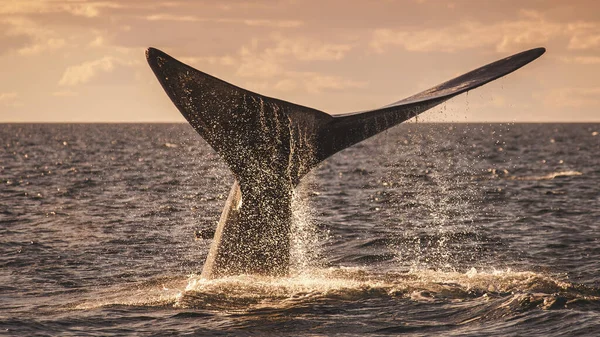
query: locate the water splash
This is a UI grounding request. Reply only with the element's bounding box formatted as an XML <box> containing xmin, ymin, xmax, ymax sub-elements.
<box><xmin>289</xmin><ymin>179</ymin><xmax>325</xmax><ymax>273</ymax></box>
<box><xmin>173</xmin><ymin>267</ymin><xmax>598</xmax><ymax>311</ymax></box>
<box><xmin>63</xmin><ymin>264</ymin><xmax>600</xmax><ymax>323</ymax></box>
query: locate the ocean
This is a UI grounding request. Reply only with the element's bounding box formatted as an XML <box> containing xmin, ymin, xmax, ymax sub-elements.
<box><xmin>1</xmin><ymin>123</ymin><xmax>599</xmax><ymax>336</ymax></box>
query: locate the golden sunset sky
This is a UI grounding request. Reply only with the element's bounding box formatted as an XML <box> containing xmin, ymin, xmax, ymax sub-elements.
<box><xmin>0</xmin><ymin>0</ymin><xmax>598</xmax><ymax>122</ymax></box>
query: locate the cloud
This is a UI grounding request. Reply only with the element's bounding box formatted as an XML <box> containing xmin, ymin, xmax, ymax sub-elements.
<box><xmin>59</xmin><ymin>56</ymin><xmax>124</xmax><ymax>86</ymax></box>
<box><xmin>273</xmin><ymin>78</ymin><xmax>296</xmax><ymax>92</ymax></box>
<box><xmin>299</xmin><ymin>72</ymin><xmax>366</xmax><ymax>94</ymax></box>
<box><xmin>52</xmin><ymin>90</ymin><xmax>78</xmax><ymax>97</ymax></box>
<box><xmin>224</xmin><ymin>35</ymin><xmax>362</xmax><ymax>93</ymax></box>
<box><xmin>262</xmin><ymin>34</ymin><xmax>352</xmax><ymax>61</ymax></box>
<box><xmin>1</xmin><ymin>17</ymin><xmax>66</xmax><ymax>55</ymax></box>
<box><xmin>0</xmin><ymin>31</ymin><xmax>33</xmax><ymax>55</ymax></box>
<box><xmin>0</xmin><ymin>0</ymin><xmax>122</xmax><ymax>18</ymax></box>
<box><xmin>0</xmin><ymin>92</ymin><xmax>17</xmax><ymax>101</ymax></box>
<box><xmin>0</xmin><ymin>1</ymin><xmax>48</xmax><ymax>15</ymax></box>
<box><xmin>63</xmin><ymin>1</ymin><xmax>123</xmax><ymax>18</ymax></box>
<box><xmin>557</xmin><ymin>55</ymin><xmax>600</xmax><ymax>64</ymax></box>
<box><xmin>19</xmin><ymin>37</ymin><xmax>66</xmax><ymax>55</ymax></box>
<box><xmin>540</xmin><ymin>87</ymin><xmax>600</xmax><ymax>108</ymax></box>
<box><xmin>244</xmin><ymin>71</ymin><xmax>366</xmax><ymax>94</ymax></box>
<box><xmin>144</xmin><ymin>14</ymin><xmax>303</xmax><ymax>28</ymax></box>
<box><xmin>573</xmin><ymin>56</ymin><xmax>600</xmax><ymax>64</ymax></box>
<box><xmin>234</xmin><ymin>35</ymin><xmax>353</xmax><ymax>78</ymax></box>
<box><xmin>567</xmin><ymin>22</ymin><xmax>600</xmax><ymax>50</ymax></box>
<box><xmin>242</xmin><ymin>19</ymin><xmax>302</xmax><ymax>28</ymax></box>
<box><xmin>89</xmin><ymin>35</ymin><xmax>105</xmax><ymax>47</ymax></box>
<box><xmin>179</xmin><ymin>55</ymin><xmax>236</xmax><ymax>67</ymax></box>
<box><xmin>369</xmin><ymin>10</ymin><xmax>564</xmax><ymax>53</ymax></box>
<box><xmin>0</xmin><ymin>92</ymin><xmax>21</xmax><ymax>107</ymax></box>
<box><xmin>236</xmin><ymin>44</ymin><xmax>284</xmax><ymax>79</ymax></box>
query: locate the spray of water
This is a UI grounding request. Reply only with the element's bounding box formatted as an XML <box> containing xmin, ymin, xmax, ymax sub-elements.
<box><xmin>381</xmin><ymin>122</ymin><xmax>483</xmax><ymax>271</ymax></box>
<box><xmin>289</xmin><ymin>179</ymin><xmax>325</xmax><ymax>274</ymax></box>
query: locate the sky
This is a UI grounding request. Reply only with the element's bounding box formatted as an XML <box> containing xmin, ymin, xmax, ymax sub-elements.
<box><xmin>0</xmin><ymin>0</ymin><xmax>598</xmax><ymax>122</ymax></box>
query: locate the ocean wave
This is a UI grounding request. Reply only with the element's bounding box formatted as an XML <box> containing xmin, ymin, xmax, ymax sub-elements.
<box><xmin>510</xmin><ymin>170</ymin><xmax>583</xmax><ymax>181</ymax></box>
<box><xmin>67</xmin><ymin>267</ymin><xmax>600</xmax><ymax>312</ymax></box>
<box><xmin>485</xmin><ymin>169</ymin><xmax>584</xmax><ymax>181</ymax></box>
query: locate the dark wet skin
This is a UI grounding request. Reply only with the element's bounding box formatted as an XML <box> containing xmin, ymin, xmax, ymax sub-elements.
<box><xmin>146</xmin><ymin>47</ymin><xmax>545</xmax><ymax>278</ymax></box>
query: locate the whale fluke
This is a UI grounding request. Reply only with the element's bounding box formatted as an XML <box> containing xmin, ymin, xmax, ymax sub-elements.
<box><xmin>146</xmin><ymin>47</ymin><xmax>545</xmax><ymax>278</ymax></box>
<box><xmin>314</xmin><ymin>48</ymin><xmax>546</xmax><ymax>162</ymax></box>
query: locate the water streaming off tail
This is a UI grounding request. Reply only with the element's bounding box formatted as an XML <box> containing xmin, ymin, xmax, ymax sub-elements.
<box><xmin>375</xmin><ymin>124</ymin><xmax>486</xmax><ymax>271</ymax></box>
<box><xmin>289</xmin><ymin>179</ymin><xmax>326</xmax><ymax>273</ymax></box>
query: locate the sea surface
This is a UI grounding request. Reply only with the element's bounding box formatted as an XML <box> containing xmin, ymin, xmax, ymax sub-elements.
<box><xmin>1</xmin><ymin>123</ymin><xmax>599</xmax><ymax>336</ymax></box>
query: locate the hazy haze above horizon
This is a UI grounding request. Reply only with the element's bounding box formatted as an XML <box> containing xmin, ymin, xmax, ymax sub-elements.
<box><xmin>0</xmin><ymin>0</ymin><xmax>598</xmax><ymax>122</ymax></box>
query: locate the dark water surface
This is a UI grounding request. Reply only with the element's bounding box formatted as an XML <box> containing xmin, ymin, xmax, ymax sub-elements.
<box><xmin>1</xmin><ymin>123</ymin><xmax>599</xmax><ymax>336</ymax></box>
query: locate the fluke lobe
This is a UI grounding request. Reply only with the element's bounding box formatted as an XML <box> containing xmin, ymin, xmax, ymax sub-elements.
<box><xmin>146</xmin><ymin>47</ymin><xmax>545</xmax><ymax>279</ymax></box>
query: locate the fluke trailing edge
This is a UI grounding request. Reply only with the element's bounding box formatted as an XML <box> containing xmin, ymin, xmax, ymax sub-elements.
<box><xmin>146</xmin><ymin>47</ymin><xmax>545</xmax><ymax>278</ymax></box>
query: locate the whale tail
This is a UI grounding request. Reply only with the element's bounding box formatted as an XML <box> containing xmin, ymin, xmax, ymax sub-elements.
<box><xmin>146</xmin><ymin>47</ymin><xmax>545</xmax><ymax>277</ymax></box>
<box><xmin>147</xmin><ymin>47</ymin><xmax>545</xmax><ymax>180</ymax></box>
